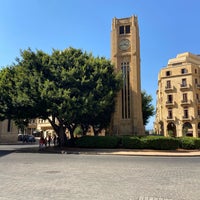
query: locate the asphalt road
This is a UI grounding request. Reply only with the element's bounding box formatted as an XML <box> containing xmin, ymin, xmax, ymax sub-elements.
<box><xmin>0</xmin><ymin>144</ymin><xmax>200</xmax><ymax>200</ymax></box>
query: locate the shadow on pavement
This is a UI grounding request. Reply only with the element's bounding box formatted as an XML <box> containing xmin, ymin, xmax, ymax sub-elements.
<box><xmin>15</xmin><ymin>146</ymin><xmax>63</xmax><ymax>154</ymax></box>
<box><xmin>0</xmin><ymin>150</ymin><xmax>15</xmax><ymax>158</ymax></box>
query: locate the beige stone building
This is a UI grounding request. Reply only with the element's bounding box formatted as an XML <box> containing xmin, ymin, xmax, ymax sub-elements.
<box><xmin>0</xmin><ymin>120</ymin><xmax>18</xmax><ymax>143</ymax></box>
<box><xmin>155</xmin><ymin>52</ymin><xmax>200</xmax><ymax>137</ymax></box>
<box><xmin>27</xmin><ymin>119</ymin><xmax>55</xmax><ymax>136</ymax></box>
<box><xmin>0</xmin><ymin>118</ymin><xmax>54</xmax><ymax>143</ymax></box>
<box><xmin>110</xmin><ymin>16</ymin><xmax>144</xmax><ymax>135</ymax></box>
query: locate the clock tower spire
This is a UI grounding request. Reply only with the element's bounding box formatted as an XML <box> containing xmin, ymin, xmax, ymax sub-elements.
<box><xmin>111</xmin><ymin>16</ymin><xmax>144</xmax><ymax>135</ymax></box>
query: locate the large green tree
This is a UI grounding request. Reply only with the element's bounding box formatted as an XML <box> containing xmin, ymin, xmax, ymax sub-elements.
<box><xmin>0</xmin><ymin>47</ymin><xmax>121</xmax><ymax>145</ymax></box>
<box><xmin>141</xmin><ymin>90</ymin><xmax>155</xmax><ymax>126</ymax></box>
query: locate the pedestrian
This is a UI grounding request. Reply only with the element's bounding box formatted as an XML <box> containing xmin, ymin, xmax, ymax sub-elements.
<box><xmin>39</xmin><ymin>136</ymin><xmax>45</xmax><ymax>151</ymax></box>
<box><xmin>53</xmin><ymin>135</ymin><xmax>56</xmax><ymax>146</ymax></box>
<box><xmin>44</xmin><ymin>137</ymin><xmax>47</xmax><ymax>147</ymax></box>
<box><xmin>48</xmin><ymin>135</ymin><xmax>51</xmax><ymax>147</ymax></box>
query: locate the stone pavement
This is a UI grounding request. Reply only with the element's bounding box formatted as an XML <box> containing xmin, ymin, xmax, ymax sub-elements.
<box><xmin>1</xmin><ymin>144</ymin><xmax>200</xmax><ymax>200</ymax></box>
<box><xmin>2</xmin><ymin>149</ymin><xmax>200</xmax><ymax>200</ymax></box>
<box><xmin>16</xmin><ymin>145</ymin><xmax>200</xmax><ymax>157</ymax></box>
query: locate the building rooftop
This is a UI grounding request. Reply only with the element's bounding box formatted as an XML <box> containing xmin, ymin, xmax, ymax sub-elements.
<box><xmin>168</xmin><ymin>52</ymin><xmax>200</xmax><ymax>66</ymax></box>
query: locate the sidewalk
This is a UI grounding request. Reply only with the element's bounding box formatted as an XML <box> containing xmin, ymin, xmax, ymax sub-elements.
<box><xmin>16</xmin><ymin>146</ymin><xmax>200</xmax><ymax>157</ymax></box>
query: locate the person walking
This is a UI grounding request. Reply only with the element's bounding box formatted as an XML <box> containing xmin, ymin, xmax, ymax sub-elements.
<box><xmin>39</xmin><ymin>136</ymin><xmax>45</xmax><ymax>151</ymax></box>
<box><xmin>48</xmin><ymin>135</ymin><xmax>51</xmax><ymax>147</ymax></box>
<box><xmin>53</xmin><ymin>135</ymin><xmax>57</xmax><ymax>146</ymax></box>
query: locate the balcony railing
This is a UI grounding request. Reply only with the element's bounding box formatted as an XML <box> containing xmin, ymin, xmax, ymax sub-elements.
<box><xmin>180</xmin><ymin>84</ymin><xmax>190</xmax><ymax>90</ymax></box>
<box><xmin>181</xmin><ymin>99</ymin><xmax>191</xmax><ymax>105</ymax></box>
<box><xmin>196</xmin><ymin>99</ymin><xmax>200</xmax><ymax>104</ymax></box>
<box><xmin>165</xmin><ymin>85</ymin><xmax>174</xmax><ymax>92</ymax></box>
<box><xmin>165</xmin><ymin>101</ymin><xmax>174</xmax><ymax>106</ymax></box>
<box><xmin>166</xmin><ymin>116</ymin><xmax>174</xmax><ymax>121</ymax></box>
<box><xmin>182</xmin><ymin>116</ymin><xmax>194</xmax><ymax>121</ymax></box>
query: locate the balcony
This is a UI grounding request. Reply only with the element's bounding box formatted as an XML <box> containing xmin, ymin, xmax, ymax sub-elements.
<box><xmin>196</xmin><ymin>99</ymin><xmax>200</xmax><ymax>104</ymax></box>
<box><xmin>28</xmin><ymin>119</ymin><xmax>37</xmax><ymax>129</ymax></box>
<box><xmin>196</xmin><ymin>84</ymin><xmax>200</xmax><ymax>89</ymax></box>
<box><xmin>165</xmin><ymin>101</ymin><xmax>174</xmax><ymax>107</ymax></box>
<box><xmin>165</xmin><ymin>85</ymin><xmax>174</xmax><ymax>92</ymax></box>
<box><xmin>182</xmin><ymin>116</ymin><xmax>194</xmax><ymax>121</ymax></box>
<box><xmin>180</xmin><ymin>84</ymin><xmax>190</xmax><ymax>90</ymax></box>
<box><xmin>166</xmin><ymin>116</ymin><xmax>175</xmax><ymax>121</ymax></box>
<box><xmin>180</xmin><ymin>99</ymin><xmax>191</xmax><ymax>106</ymax></box>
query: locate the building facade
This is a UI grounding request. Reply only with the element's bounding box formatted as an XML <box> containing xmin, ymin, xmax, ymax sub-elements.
<box><xmin>0</xmin><ymin>120</ymin><xmax>18</xmax><ymax>143</ymax></box>
<box><xmin>110</xmin><ymin>16</ymin><xmax>144</xmax><ymax>135</ymax></box>
<box><xmin>27</xmin><ymin>118</ymin><xmax>54</xmax><ymax>136</ymax></box>
<box><xmin>155</xmin><ymin>52</ymin><xmax>200</xmax><ymax>137</ymax></box>
<box><xmin>0</xmin><ymin>118</ymin><xmax>56</xmax><ymax>143</ymax></box>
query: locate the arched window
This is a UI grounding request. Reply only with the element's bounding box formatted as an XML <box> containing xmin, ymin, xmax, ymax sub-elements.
<box><xmin>121</xmin><ymin>61</ymin><xmax>130</xmax><ymax>119</ymax></box>
<box><xmin>182</xmin><ymin>122</ymin><xmax>193</xmax><ymax>137</ymax></box>
<box><xmin>167</xmin><ymin>122</ymin><xmax>176</xmax><ymax>137</ymax></box>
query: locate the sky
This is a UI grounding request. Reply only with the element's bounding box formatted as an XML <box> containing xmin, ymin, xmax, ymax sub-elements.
<box><xmin>1</xmin><ymin>0</ymin><xmax>200</xmax><ymax>130</ymax></box>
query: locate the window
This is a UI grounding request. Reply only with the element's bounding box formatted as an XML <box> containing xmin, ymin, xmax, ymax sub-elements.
<box><xmin>196</xmin><ymin>93</ymin><xmax>199</xmax><ymax>100</ymax></box>
<box><xmin>125</xmin><ymin>25</ymin><xmax>130</xmax><ymax>33</ymax></box>
<box><xmin>166</xmin><ymin>80</ymin><xmax>171</xmax><ymax>88</ymax></box>
<box><xmin>183</xmin><ymin>93</ymin><xmax>188</xmax><ymax>102</ymax></box>
<box><xmin>195</xmin><ymin>78</ymin><xmax>198</xmax><ymax>84</ymax></box>
<box><xmin>195</xmin><ymin>69</ymin><xmax>198</xmax><ymax>74</ymax></box>
<box><xmin>167</xmin><ymin>95</ymin><xmax>173</xmax><ymax>103</ymax></box>
<box><xmin>168</xmin><ymin>109</ymin><xmax>173</xmax><ymax>119</ymax></box>
<box><xmin>121</xmin><ymin>62</ymin><xmax>130</xmax><ymax>119</ymax></box>
<box><xmin>119</xmin><ymin>25</ymin><xmax>131</xmax><ymax>34</ymax></box>
<box><xmin>181</xmin><ymin>78</ymin><xmax>187</xmax><ymax>87</ymax></box>
<box><xmin>181</xmin><ymin>68</ymin><xmax>187</xmax><ymax>74</ymax></box>
<box><xmin>119</xmin><ymin>26</ymin><xmax>124</xmax><ymax>34</ymax></box>
<box><xmin>198</xmin><ymin>107</ymin><xmax>200</xmax><ymax>116</ymax></box>
<box><xmin>183</xmin><ymin>107</ymin><xmax>188</xmax><ymax>118</ymax></box>
<box><xmin>166</xmin><ymin>71</ymin><xmax>171</xmax><ymax>76</ymax></box>
<box><xmin>30</xmin><ymin>119</ymin><xmax>35</xmax><ymax>123</ymax></box>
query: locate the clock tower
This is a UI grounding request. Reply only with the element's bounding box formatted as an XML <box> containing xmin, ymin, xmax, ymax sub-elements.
<box><xmin>111</xmin><ymin>16</ymin><xmax>144</xmax><ymax>135</ymax></box>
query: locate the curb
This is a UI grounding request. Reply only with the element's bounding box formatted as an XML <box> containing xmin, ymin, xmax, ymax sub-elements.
<box><xmin>15</xmin><ymin>147</ymin><xmax>200</xmax><ymax>157</ymax></box>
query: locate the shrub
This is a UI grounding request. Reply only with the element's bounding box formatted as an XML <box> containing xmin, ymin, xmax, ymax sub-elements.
<box><xmin>178</xmin><ymin>137</ymin><xmax>197</xmax><ymax>149</ymax></box>
<box><xmin>75</xmin><ymin>136</ymin><xmax>121</xmax><ymax>148</ymax></box>
<box><xmin>122</xmin><ymin>136</ymin><xmax>179</xmax><ymax>150</ymax></box>
<box><xmin>74</xmin><ymin>135</ymin><xmax>200</xmax><ymax>150</ymax></box>
<box><xmin>122</xmin><ymin>137</ymin><xmax>142</xmax><ymax>149</ymax></box>
<box><xmin>194</xmin><ymin>138</ymin><xmax>200</xmax><ymax>149</ymax></box>
<box><xmin>140</xmin><ymin>136</ymin><xmax>179</xmax><ymax>150</ymax></box>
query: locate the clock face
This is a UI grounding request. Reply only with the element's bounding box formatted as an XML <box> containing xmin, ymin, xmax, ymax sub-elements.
<box><xmin>119</xmin><ymin>39</ymin><xmax>130</xmax><ymax>50</ymax></box>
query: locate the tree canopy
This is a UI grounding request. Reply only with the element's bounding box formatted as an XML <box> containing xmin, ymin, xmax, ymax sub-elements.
<box><xmin>141</xmin><ymin>90</ymin><xmax>155</xmax><ymax>126</ymax></box>
<box><xmin>0</xmin><ymin>47</ymin><xmax>121</xmax><ymax>145</ymax></box>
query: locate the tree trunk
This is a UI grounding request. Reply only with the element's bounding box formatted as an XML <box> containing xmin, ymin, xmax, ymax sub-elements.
<box><xmin>68</xmin><ymin>124</ymin><xmax>77</xmax><ymax>146</ymax></box>
<box><xmin>92</xmin><ymin>125</ymin><xmax>99</xmax><ymax>136</ymax></box>
<box><xmin>48</xmin><ymin>117</ymin><xmax>67</xmax><ymax>147</ymax></box>
<box><xmin>58</xmin><ymin>126</ymin><xmax>67</xmax><ymax>147</ymax></box>
<box><xmin>81</xmin><ymin>124</ymin><xmax>89</xmax><ymax>136</ymax></box>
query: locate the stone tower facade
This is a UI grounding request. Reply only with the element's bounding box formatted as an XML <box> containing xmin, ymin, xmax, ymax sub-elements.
<box><xmin>110</xmin><ymin>16</ymin><xmax>144</xmax><ymax>135</ymax></box>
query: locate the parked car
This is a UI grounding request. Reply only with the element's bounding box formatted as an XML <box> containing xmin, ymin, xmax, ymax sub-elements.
<box><xmin>18</xmin><ymin>134</ymin><xmax>23</xmax><ymax>141</ymax></box>
<box><xmin>18</xmin><ymin>134</ymin><xmax>36</xmax><ymax>143</ymax></box>
<box><xmin>27</xmin><ymin>135</ymin><xmax>36</xmax><ymax>142</ymax></box>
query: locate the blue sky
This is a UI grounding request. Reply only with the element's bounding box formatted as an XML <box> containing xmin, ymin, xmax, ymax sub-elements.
<box><xmin>1</xmin><ymin>0</ymin><xmax>200</xmax><ymax>130</ymax></box>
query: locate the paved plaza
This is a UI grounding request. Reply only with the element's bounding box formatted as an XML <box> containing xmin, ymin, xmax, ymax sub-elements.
<box><xmin>0</xmin><ymin>144</ymin><xmax>200</xmax><ymax>200</ymax></box>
